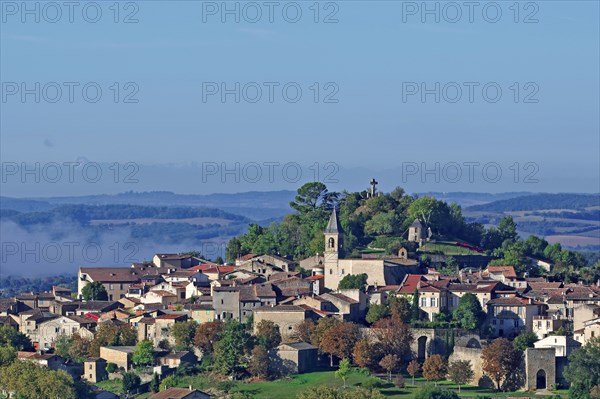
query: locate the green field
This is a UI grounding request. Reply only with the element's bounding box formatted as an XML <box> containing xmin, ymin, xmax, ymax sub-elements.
<box><xmin>109</xmin><ymin>371</ymin><xmax>568</xmax><ymax>399</ymax></box>
<box><xmin>419</xmin><ymin>241</ymin><xmax>483</xmax><ymax>256</ymax></box>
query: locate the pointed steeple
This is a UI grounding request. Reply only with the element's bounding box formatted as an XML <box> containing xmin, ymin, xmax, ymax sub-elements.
<box><xmin>325</xmin><ymin>208</ymin><xmax>340</xmax><ymax>234</ymax></box>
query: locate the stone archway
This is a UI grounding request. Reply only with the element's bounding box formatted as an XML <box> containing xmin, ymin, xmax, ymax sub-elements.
<box><xmin>536</xmin><ymin>369</ymin><xmax>546</xmax><ymax>390</ymax></box>
<box><xmin>417</xmin><ymin>336</ymin><xmax>428</xmax><ymax>360</ymax></box>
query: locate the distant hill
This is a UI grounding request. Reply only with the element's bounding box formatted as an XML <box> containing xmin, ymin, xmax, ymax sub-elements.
<box><xmin>418</xmin><ymin>192</ymin><xmax>532</xmax><ymax>208</ymax></box>
<box><xmin>0</xmin><ymin>197</ymin><xmax>55</xmax><ymax>212</ymax></box>
<box><xmin>467</xmin><ymin>193</ymin><xmax>600</xmax><ymax>212</ymax></box>
<box><xmin>1</xmin><ymin>190</ymin><xmax>296</xmax><ymax>221</ymax></box>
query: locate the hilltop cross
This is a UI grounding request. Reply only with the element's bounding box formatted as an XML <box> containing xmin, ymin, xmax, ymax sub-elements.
<box><xmin>369</xmin><ymin>178</ymin><xmax>378</xmax><ymax>197</ymax></box>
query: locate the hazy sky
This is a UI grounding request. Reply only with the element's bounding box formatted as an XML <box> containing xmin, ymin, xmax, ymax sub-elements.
<box><xmin>1</xmin><ymin>1</ymin><xmax>599</xmax><ymax>195</ymax></box>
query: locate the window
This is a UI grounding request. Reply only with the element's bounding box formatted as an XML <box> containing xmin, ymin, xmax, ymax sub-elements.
<box><xmin>89</xmin><ymin>365</ymin><xmax>93</xmax><ymax>370</ymax></box>
<box><xmin>341</xmin><ymin>269</ymin><xmax>345</xmax><ymax>275</ymax></box>
<box><xmin>330</xmin><ymin>269</ymin><xmax>333</xmax><ymax>275</ymax></box>
<box><xmin>221</xmin><ymin>299</ymin><xmax>224</xmax><ymax>305</ymax></box>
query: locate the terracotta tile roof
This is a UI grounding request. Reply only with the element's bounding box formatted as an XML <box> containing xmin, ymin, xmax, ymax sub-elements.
<box><xmin>255</xmin><ymin>305</ymin><xmax>306</xmax><ymax>312</ymax></box>
<box><xmin>147</xmin><ymin>290</ymin><xmax>177</xmax><ymax>297</ymax></box>
<box><xmin>528</xmin><ymin>282</ymin><xmax>563</xmax><ymax>290</ymax></box>
<box><xmin>155</xmin><ymin>253</ymin><xmax>192</xmax><ymax>260</ymax></box>
<box><xmin>486</xmin><ymin>266</ymin><xmax>517</xmax><ymax>279</ymax></box>
<box><xmin>322</xmin><ymin>292</ymin><xmax>359</xmax><ymax>304</ymax></box>
<box><xmin>487</xmin><ymin>296</ymin><xmax>543</xmax><ymax>306</ymax></box>
<box><xmin>156</xmin><ymin>313</ymin><xmax>187</xmax><ymax>320</ymax></box>
<box><xmin>398</xmin><ymin>275</ymin><xmax>426</xmax><ymax>294</ymax></box>
<box><xmin>237</xmin><ymin>253</ymin><xmax>258</xmax><ymax>262</ymax></box>
<box><xmin>80</xmin><ymin>267</ymin><xmax>143</xmax><ymax>283</ymax></box>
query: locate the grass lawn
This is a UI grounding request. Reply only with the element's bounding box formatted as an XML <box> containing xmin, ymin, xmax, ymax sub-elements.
<box><xmin>419</xmin><ymin>241</ymin><xmax>483</xmax><ymax>256</ymax></box>
<box><xmin>96</xmin><ymin>378</ymin><xmax>124</xmax><ymax>394</ymax></box>
<box><xmin>121</xmin><ymin>371</ymin><xmax>569</xmax><ymax>399</ymax></box>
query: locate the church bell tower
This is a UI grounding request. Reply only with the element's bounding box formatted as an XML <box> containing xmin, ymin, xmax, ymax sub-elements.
<box><xmin>324</xmin><ymin>208</ymin><xmax>341</xmax><ymax>260</ymax></box>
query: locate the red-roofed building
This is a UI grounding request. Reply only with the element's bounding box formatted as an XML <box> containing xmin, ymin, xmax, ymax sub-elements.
<box><xmin>486</xmin><ymin>294</ymin><xmax>546</xmax><ymax>338</ymax></box>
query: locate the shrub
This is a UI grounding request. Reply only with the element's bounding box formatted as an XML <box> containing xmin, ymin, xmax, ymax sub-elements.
<box><xmin>362</xmin><ymin>377</ymin><xmax>386</xmax><ymax>390</ymax></box>
<box><xmin>105</xmin><ymin>363</ymin><xmax>117</xmax><ymax>373</ymax></box>
<box><xmin>394</xmin><ymin>375</ymin><xmax>405</xmax><ymax>388</ymax></box>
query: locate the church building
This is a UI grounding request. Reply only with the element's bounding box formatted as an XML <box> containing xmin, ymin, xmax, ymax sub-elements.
<box><xmin>321</xmin><ymin>209</ymin><xmax>421</xmax><ymax>291</ymax></box>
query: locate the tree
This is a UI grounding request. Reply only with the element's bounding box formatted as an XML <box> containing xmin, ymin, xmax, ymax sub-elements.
<box><xmin>159</xmin><ymin>375</ymin><xmax>179</xmax><ymax>391</ymax></box>
<box><xmin>122</xmin><ymin>371</ymin><xmax>141</xmax><ymax>394</ymax></box>
<box><xmin>68</xmin><ymin>334</ymin><xmax>92</xmax><ymax>362</ymax></box>
<box><xmin>447</xmin><ymin>360</ymin><xmax>474</xmax><ymax>393</ymax></box>
<box><xmin>81</xmin><ymin>281</ymin><xmax>108</xmax><ymax>301</ymax></box>
<box><xmin>497</xmin><ymin>216</ymin><xmax>518</xmax><ymax>243</ymax></box>
<box><xmin>320</xmin><ymin>321</ymin><xmax>361</xmax><ymax>366</ymax></box>
<box><xmin>0</xmin><ymin>325</ymin><xmax>33</xmax><ymax>350</ymax></box>
<box><xmin>338</xmin><ymin>273</ymin><xmax>368</xmax><ymax>290</ymax></box>
<box><xmin>564</xmin><ymin>337</ymin><xmax>600</xmax><ymax>399</ymax></box>
<box><xmin>132</xmin><ymin>340</ymin><xmax>154</xmax><ymax>366</ymax></box>
<box><xmin>389</xmin><ymin>295</ymin><xmax>412</xmax><ymax>322</ymax></box>
<box><xmin>213</xmin><ymin>320</ymin><xmax>251</xmax><ymax>377</ymax></box>
<box><xmin>373</xmin><ymin>315</ymin><xmax>413</xmax><ymax>359</ymax></box>
<box><xmin>310</xmin><ymin>317</ymin><xmax>340</xmax><ymax>349</ymax></box>
<box><xmin>407</xmin><ymin>359</ymin><xmax>420</xmax><ymax>385</ymax></box>
<box><xmin>379</xmin><ymin>354</ymin><xmax>399</xmax><ymax>382</ymax></box>
<box><xmin>513</xmin><ymin>331</ymin><xmax>538</xmax><ymax>351</ymax></box>
<box><xmin>150</xmin><ymin>373</ymin><xmax>160</xmax><ymax>393</ymax></box>
<box><xmin>194</xmin><ymin>321</ymin><xmax>224</xmax><ymax>354</ymax></box>
<box><xmin>88</xmin><ymin>323</ymin><xmax>137</xmax><ymax>356</ymax></box>
<box><xmin>255</xmin><ymin>320</ymin><xmax>282</xmax><ymax>350</ymax></box>
<box><xmin>297</xmin><ymin>385</ymin><xmax>385</xmax><ymax>399</ymax></box>
<box><xmin>413</xmin><ymin>385</ymin><xmax>459</xmax><ymax>399</ymax></box>
<box><xmin>171</xmin><ymin>320</ymin><xmax>198</xmax><ymax>350</ymax></box>
<box><xmin>452</xmin><ymin>293</ymin><xmax>483</xmax><ymax>331</ymax></box>
<box><xmin>54</xmin><ymin>334</ymin><xmax>73</xmax><ymax>359</ymax></box>
<box><xmin>411</xmin><ymin>289</ymin><xmax>421</xmax><ymax>321</ymax></box>
<box><xmin>352</xmin><ymin>339</ymin><xmax>375</xmax><ymax>370</ymax></box>
<box><xmin>0</xmin><ymin>360</ymin><xmax>77</xmax><ymax>399</ymax></box>
<box><xmin>336</xmin><ymin>358</ymin><xmax>352</xmax><ymax>388</ymax></box>
<box><xmin>248</xmin><ymin>346</ymin><xmax>271</xmax><ymax>379</ymax></box>
<box><xmin>290</xmin><ymin>182</ymin><xmax>337</xmax><ymax>215</ymax></box>
<box><xmin>481</xmin><ymin>338</ymin><xmax>522</xmax><ymax>391</ymax></box>
<box><xmin>422</xmin><ymin>355</ymin><xmax>447</xmax><ymax>385</ymax></box>
<box><xmin>0</xmin><ymin>346</ymin><xmax>16</xmax><ymax>367</ymax></box>
<box><xmin>366</xmin><ymin>303</ymin><xmax>389</xmax><ymax>324</ymax></box>
<box><xmin>292</xmin><ymin>319</ymin><xmax>315</xmax><ymax>343</ymax></box>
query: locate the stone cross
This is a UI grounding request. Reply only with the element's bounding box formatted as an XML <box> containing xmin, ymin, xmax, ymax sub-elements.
<box><xmin>369</xmin><ymin>178</ymin><xmax>378</xmax><ymax>197</ymax></box>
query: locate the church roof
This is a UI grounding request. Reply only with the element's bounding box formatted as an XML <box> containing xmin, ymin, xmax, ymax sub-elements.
<box><xmin>325</xmin><ymin>208</ymin><xmax>340</xmax><ymax>234</ymax></box>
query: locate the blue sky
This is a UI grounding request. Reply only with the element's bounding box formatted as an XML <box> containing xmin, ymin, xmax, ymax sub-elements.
<box><xmin>1</xmin><ymin>1</ymin><xmax>599</xmax><ymax>195</ymax></box>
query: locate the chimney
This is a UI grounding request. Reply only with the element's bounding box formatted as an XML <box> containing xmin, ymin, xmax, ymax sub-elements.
<box><xmin>189</xmin><ymin>385</ymin><xmax>193</xmax><ymax>391</ymax></box>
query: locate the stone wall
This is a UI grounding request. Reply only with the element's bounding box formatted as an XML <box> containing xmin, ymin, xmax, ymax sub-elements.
<box><xmin>449</xmin><ymin>346</ymin><xmax>487</xmax><ymax>387</ymax></box>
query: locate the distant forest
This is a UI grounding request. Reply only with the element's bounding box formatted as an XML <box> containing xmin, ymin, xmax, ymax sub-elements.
<box><xmin>467</xmin><ymin>193</ymin><xmax>600</xmax><ymax>212</ymax></box>
<box><xmin>1</xmin><ymin>204</ymin><xmax>249</xmax><ymax>226</ymax></box>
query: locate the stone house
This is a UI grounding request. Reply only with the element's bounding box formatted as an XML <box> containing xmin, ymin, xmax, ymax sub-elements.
<box><xmin>253</xmin><ymin>305</ymin><xmax>309</xmax><ymax>338</ymax></box>
<box><xmin>158</xmin><ymin>351</ymin><xmax>197</xmax><ymax>368</ymax></box>
<box><xmin>78</xmin><ymin>267</ymin><xmax>143</xmax><ymax>301</ymax></box>
<box><xmin>320</xmin><ymin>292</ymin><xmax>362</xmax><ymax>322</ymax></box>
<box><xmin>99</xmin><ymin>346</ymin><xmax>136</xmax><ymax>371</ymax></box>
<box><xmin>154</xmin><ymin>313</ymin><xmax>188</xmax><ymax>346</ymax></box>
<box><xmin>185</xmin><ymin>304</ymin><xmax>215</xmax><ymax>324</ymax></box>
<box><xmin>273</xmin><ymin>342</ymin><xmax>318</xmax><ymax>374</ymax></box>
<box><xmin>83</xmin><ymin>357</ymin><xmax>108</xmax><ymax>383</ymax></box>
<box><xmin>534</xmin><ymin>335</ymin><xmax>581</xmax><ymax>357</ymax></box>
<box><xmin>212</xmin><ymin>287</ymin><xmax>240</xmax><ymax>321</ymax></box>
<box><xmin>486</xmin><ymin>296</ymin><xmax>546</xmax><ymax>338</ymax></box>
